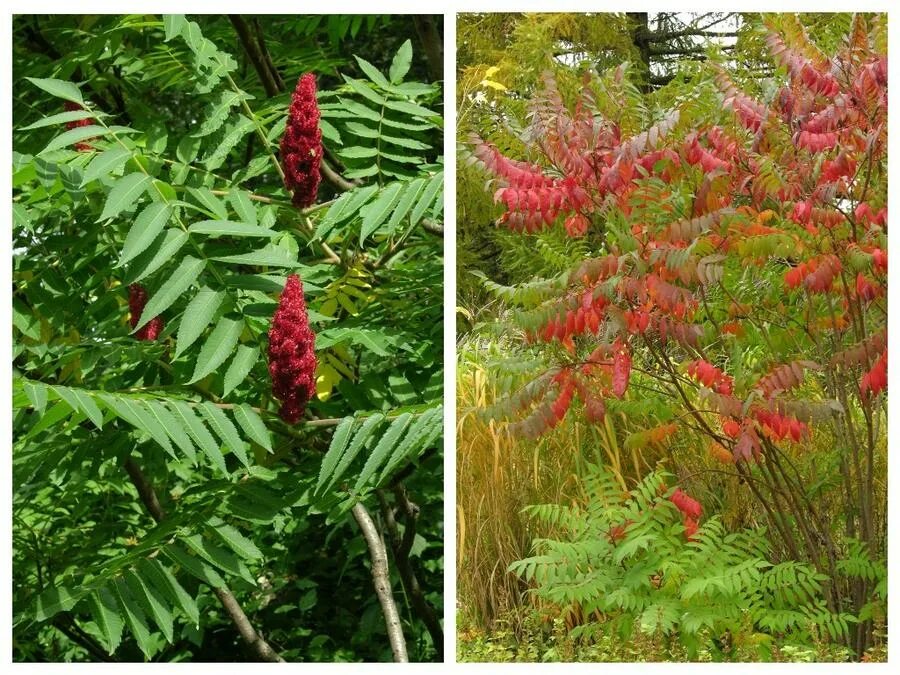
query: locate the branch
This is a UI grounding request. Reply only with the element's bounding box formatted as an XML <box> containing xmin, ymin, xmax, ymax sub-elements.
<box><xmin>377</xmin><ymin>486</ymin><xmax>443</xmax><ymax>659</ymax></box>
<box><xmin>53</xmin><ymin>618</ymin><xmax>116</xmax><ymax>662</ymax></box>
<box><xmin>122</xmin><ymin>456</ymin><xmax>284</xmax><ymax>662</ymax></box>
<box><xmin>212</xmin><ymin>587</ymin><xmax>284</xmax><ymax>662</ymax></box>
<box><xmin>350</xmin><ymin>502</ymin><xmax>408</xmax><ymax>662</ymax></box>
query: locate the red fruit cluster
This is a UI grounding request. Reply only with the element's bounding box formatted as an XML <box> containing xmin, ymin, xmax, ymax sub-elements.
<box><xmin>685</xmin><ymin>360</ymin><xmax>733</xmax><ymax>395</ymax></box>
<box><xmin>128</xmin><ymin>284</ymin><xmax>164</xmax><ymax>340</ymax></box>
<box><xmin>280</xmin><ymin>74</ymin><xmax>322</xmax><ymax>208</ymax></box>
<box><xmin>860</xmin><ymin>350</ymin><xmax>887</xmax><ymax>400</ymax></box>
<box><xmin>268</xmin><ymin>274</ymin><xmax>317</xmax><ymax>424</ymax></box>
<box><xmin>670</xmin><ymin>488</ymin><xmax>702</xmax><ymax>540</ymax></box>
<box><xmin>64</xmin><ymin>101</ymin><xmax>94</xmax><ymax>151</ymax></box>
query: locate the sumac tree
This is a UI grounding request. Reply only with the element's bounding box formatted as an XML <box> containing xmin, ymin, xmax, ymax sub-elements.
<box><xmin>468</xmin><ymin>13</ymin><xmax>885</xmax><ymax>657</ymax></box>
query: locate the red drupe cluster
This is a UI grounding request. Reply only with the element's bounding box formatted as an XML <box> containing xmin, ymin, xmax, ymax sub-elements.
<box><xmin>128</xmin><ymin>284</ymin><xmax>164</xmax><ymax>340</ymax></box>
<box><xmin>280</xmin><ymin>74</ymin><xmax>322</xmax><ymax>208</ymax></box>
<box><xmin>268</xmin><ymin>274</ymin><xmax>317</xmax><ymax>424</ymax></box>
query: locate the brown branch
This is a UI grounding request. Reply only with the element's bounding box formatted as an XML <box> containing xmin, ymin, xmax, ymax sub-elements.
<box><xmin>412</xmin><ymin>16</ymin><xmax>443</xmax><ymax>82</ymax></box>
<box><xmin>212</xmin><ymin>587</ymin><xmax>284</xmax><ymax>662</ymax></box>
<box><xmin>122</xmin><ymin>456</ymin><xmax>284</xmax><ymax>662</ymax></box>
<box><xmin>350</xmin><ymin>502</ymin><xmax>408</xmax><ymax>662</ymax></box>
<box><xmin>377</xmin><ymin>487</ymin><xmax>443</xmax><ymax>659</ymax></box>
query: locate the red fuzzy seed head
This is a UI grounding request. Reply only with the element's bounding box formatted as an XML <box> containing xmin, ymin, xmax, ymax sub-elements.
<box><xmin>268</xmin><ymin>274</ymin><xmax>317</xmax><ymax>424</ymax></box>
<box><xmin>128</xmin><ymin>283</ymin><xmax>164</xmax><ymax>341</ymax></box>
<box><xmin>280</xmin><ymin>74</ymin><xmax>322</xmax><ymax>208</ymax></box>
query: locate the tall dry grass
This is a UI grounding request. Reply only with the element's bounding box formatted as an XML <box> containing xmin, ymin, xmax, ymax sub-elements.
<box><xmin>456</xmin><ymin>339</ymin><xmax>590</xmax><ymax>631</ymax></box>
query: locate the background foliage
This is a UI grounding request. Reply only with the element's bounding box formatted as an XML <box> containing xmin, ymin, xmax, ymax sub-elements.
<box><xmin>13</xmin><ymin>14</ymin><xmax>443</xmax><ymax>662</ymax></box>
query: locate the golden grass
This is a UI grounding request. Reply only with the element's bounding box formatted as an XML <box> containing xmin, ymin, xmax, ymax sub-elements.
<box><xmin>456</xmin><ymin>344</ymin><xmax>587</xmax><ymax>630</ymax></box>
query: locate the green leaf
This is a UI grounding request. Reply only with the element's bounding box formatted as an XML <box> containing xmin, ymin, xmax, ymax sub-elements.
<box><xmin>144</xmin><ymin>400</ymin><xmax>196</xmax><ymax>464</ymax></box>
<box><xmin>199</xmin><ymin>402</ymin><xmax>250</xmax><ymax>468</ymax></box>
<box><xmin>340</xmin><ymin>146</ymin><xmax>378</xmax><ymax>159</ymax></box>
<box><xmin>354</xmin><ymin>413</ymin><xmax>412</xmax><ymax>490</ymax></box>
<box><xmin>119</xmin><ymin>203</ymin><xmax>172</xmax><ymax>266</ymax></box>
<box><xmin>23</xmin><ymin>381</ymin><xmax>48</xmax><ymax>415</ymax></box>
<box><xmin>113</xmin><ymin>578</ymin><xmax>153</xmax><ymax>659</ymax></box>
<box><xmin>354</xmin><ymin>55</ymin><xmax>392</xmax><ymax>89</ymax></box>
<box><xmin>168</xmin><ymin>401</ymin><xmax>228</xmax><ymax>475</ymax></box>
<box><xmin>55</xmin><ymin>387</ymin><xmax>104</xmax><ymax>429</ymax></box>
<box><xmin>211</xmin><ymin>246</ymin><xmax>297</xmax><ymax>268</ymax></box>
<box><xmin>315</xmin><ymin>184</ymin><xmax>378</xmax><ymax>239</ymax></box>
<box><xmin>19</xmin><ymin>109</ymin><xmax>99</xmax><ymax>130</ymax></box>
<box><xmin>322</xmin><ymin>413</ymin><xmax>385</xmax><ymax>494</ymax></box>
<box><xmin>82</xmin><ymin>147</ymin><xmax>131</xmax><ymax>186</ymax></box>
<box><xmin>175</xmin><ymin>286</ymin><xmax>225</xmax><ymax>358</ymax></box>
<box><xmin>189</xmin><ymin>317</ymin><xmax>243</xmax><ymax>384</ymax></box>
<box><xmin>100</xmin><ymin>173</ymin><xmax>153</xmax><ymax>221</ymax></box>
<box><xmin>89</xmin><ymin>587</ymin><xmax>125</xmax><ymax>654</ymax></box>
<box><xmin>163</xmin><ymin>545</ymin><xmax>226</xmax><ymax>589</ymax></box>
<box><xmin>187</xmin><ymin>220</ymin><xmax>275</xmax><ymax>238</ymax></box>
<box><xmin>134</xmin><ymin>256</ymin><xmax>205</xmax><ymax>332</ymax></box>
<box><xmin>181</xmin><ymin>534</ymin><xmax>255</xmax><ymax>584</ymax></box>
<box><xmin>126</xmin><ymin>229</ymin><xmax>188</xmax><ymax>284</ymax></box>
<box><xmin>410</xmin><ymin>171</ymin><xmax>443</xmax><ymax>225</ymax></box>
<box><xmin>359</xmin><ymin>181</ymin><xmax>404</xmax><ymax>245</ymax></box>
<box><xmin>136</xmin><ymin>558</ymin><xmax>199</xmax><ymax>627</ymax></box>
<box><xmin>228</xmin><ymin>191</ymin><xmax>257</xmax><ymax>226</ymax></box>
<box><xmin>222</xmin><ymin>346</ymin><xmax>258</xmax><ymax>397</ymax></box>
<box><xmin>34</xmin><ymin>585</ymin><xmax>79</xmax><ymax>622</ymax></box>
<box><xmin>384</xmin><ymin>99</ymin><xmax>437</xmax><ymax>119</ymax></box>
<box><xmin>123</xmin><ymin>569</ymin><xmax>174</xmax><ymax>643</ymax></box>
<box><xmin>316</xmin><ymin>327</ymin><xmax>396</xmax><ymax>356</ymax></box>
<box><xmin>385</xmin><ymin>177</ymin><xmax>427</xmax><ymax>233</ymax></box>
<box><xmin>209</xmin><ymin>520</ymin><xmax>264</xmax><ymax>561</ymax></box>
<box><xmin>316</xmin><ymin>416</ymin><xmax>355</xmax><ymax>492</ymax></box>
<box><xmin>188</xmin><ymin>187</ymin><xmax>229</xmax><ymax>219</ymax></box>
<box><xmin>232</xmin><ymin>403</ymin><xmax>272</xmax><ymax>452</ymax></box>
<box><xmin>38</xmin><ymin>124</ymin><xmax>106</xmax><ymax>155</ymax></box>
<box><xmin>26</xmin><ymin>76</ymin><xmax>84</xmax><ymax>105</ymax></box>
<box><xmin>163</xmin><ymin>15</ymin><xmax>186</xmax><ymax>41</ymax></box>
<box><xmin>389</xmin><ymin>39</ymin><xmax>413</xmax><ymax>83</ymax></box>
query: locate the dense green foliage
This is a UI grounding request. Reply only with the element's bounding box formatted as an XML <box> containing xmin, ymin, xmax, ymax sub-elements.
<box><xmin>13</xmin><ymin>14</ymin><xmax>443</xmax><ymax>662</ymax></box>
<box><xmin>457</xmin><ymin>12</ymin><xmax>886</xmax><ymax>662</ymax></box>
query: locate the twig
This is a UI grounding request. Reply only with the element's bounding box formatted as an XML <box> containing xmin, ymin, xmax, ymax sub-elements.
<box><xmin>350</xmin><ymin>502</ymin><xmax>408</xmax><ymax>662</ymax></box>
<box><xmin>122</xmin><ymin>456</ymin><xmax>285</xmax><ymax>662</ymax></box>
<box><xmin>53</xmin><ymin>618</ymin><xmax>116</xmax><ymax>662</ymax></box>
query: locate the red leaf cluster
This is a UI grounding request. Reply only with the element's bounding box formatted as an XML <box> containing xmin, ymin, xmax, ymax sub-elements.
<box><xmin>128</xmin><ymin>284</ymin><xmax>164</xmax><ymax>341</ymax></box>
<box><xmin>611</xmin><ymin>339</ymin><xmax>631</xmax><ymax>398</ymax></box>
<box><xmin>784</xmin><ymin>255</ymin><xmax>841</xmax><ymax>293</ymax></box>
<box><xmin>754</xmin><ymin>409</ymin><xmax>808</xmax><ymax>442</ymax></box>
<box><xmin>685</xmin><ymin>360</ymin><xmax>733</xmax><ymax>395</ymax></box>
<box><xmin>860</xmin><ymin>350</ymin><xmax>887</xmax><ymax>399</ymax></box>
<box><xmin>670</xmin><ymin>488</ymin><xmax>702</xmax><ymax>540</ymax></box>
<box><xmin>268</xmin><ymin>274</ymin><xmax>317</xmax><ymax>424</ymax></box>
<box><xmin>280</xmin><ymin>74</ymin><xmax>322</xmax><ymax>208</ymax></box>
